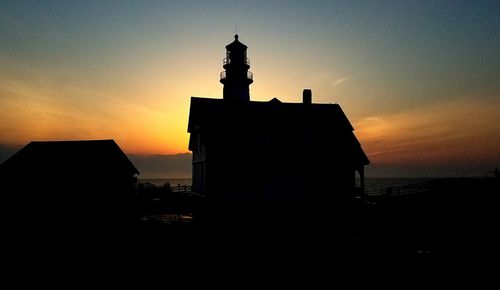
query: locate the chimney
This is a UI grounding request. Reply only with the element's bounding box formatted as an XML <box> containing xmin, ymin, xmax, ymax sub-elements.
<box><xmin>303</xmin><ymin>89</ymin><xmax>312</xmax><ymax>104</ymax></box>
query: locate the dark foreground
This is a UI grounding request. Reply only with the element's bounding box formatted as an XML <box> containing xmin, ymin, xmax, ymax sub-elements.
<box><xmin>4</xmin><ymin>178</ymin><xmax>498</xmax><ymax>288</ymax></box>
<box><xmin>136</xmin><ymin>178</ymin><xmax>498</xmax><ymax>252</ymax></box>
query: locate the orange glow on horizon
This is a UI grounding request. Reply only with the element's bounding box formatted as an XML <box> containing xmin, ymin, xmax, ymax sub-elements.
<box><xmin>1</xmin><ymin>39</ymin><xmax>499</xmax><ymax>167</ymax></box>
<box><xmin>354</xmin><ymin>98</ymin><xmax>500</xmax><ymax>167</ymax></box>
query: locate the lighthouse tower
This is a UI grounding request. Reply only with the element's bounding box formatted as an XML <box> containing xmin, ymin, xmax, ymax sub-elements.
<box><xmin>220</xmin><ymin>34</ymin><xmax>253</xmax><ymax>102</ymax></box>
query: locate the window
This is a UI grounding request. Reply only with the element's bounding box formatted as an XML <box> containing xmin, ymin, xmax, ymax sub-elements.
<box><xmin>355</xmin><ymin>170</ymin><xmax>361</xmax><ymax>188</ymax></box>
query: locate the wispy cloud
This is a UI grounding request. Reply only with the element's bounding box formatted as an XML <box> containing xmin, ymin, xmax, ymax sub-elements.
<box><xmin>353</xmin><ymin>98</ymin><xmax>500</xmax><ymax>167</ymax></box>
<box><xmin>0</xmin><ymin>57</ymin><xmax>187</xmax><ymax>154</ymax></box>
<box><xmin>331</xmin><ymin>73</ymin><xmax>361</xmax><ymax>88</ymax></box>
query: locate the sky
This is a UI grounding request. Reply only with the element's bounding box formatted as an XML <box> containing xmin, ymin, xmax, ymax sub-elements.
<box><xmin>1</xmin><ymin>0</ymin><xmax>499</xmax><ymax>177</ymax></box>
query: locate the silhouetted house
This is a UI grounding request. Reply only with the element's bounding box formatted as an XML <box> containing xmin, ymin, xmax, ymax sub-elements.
<box><xmin>187</xmin><ymin>35</ymin><xmax>369</xmax><ymax>204</ymax></box>
<box><xmin>0</xmin><ymin>140</ymin><xmax>139</xmax><ymax>226</ymax></box>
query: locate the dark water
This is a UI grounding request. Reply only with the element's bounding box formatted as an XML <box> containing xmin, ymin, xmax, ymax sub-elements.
<box><xmin>139</xmin><ymin>177</ymin><xmax>433</xmax><ymax>192</ymax></box>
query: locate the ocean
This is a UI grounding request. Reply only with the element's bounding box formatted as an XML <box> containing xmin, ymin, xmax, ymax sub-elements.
<box><xmin>138</xmin><ymin>177</ymin><xmax>433</xmax><ymax>192</ymax></box>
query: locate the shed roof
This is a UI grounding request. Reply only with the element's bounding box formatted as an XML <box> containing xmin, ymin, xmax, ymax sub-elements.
<box><xmin>0</xmin><ymin>139</ymin><xmax>139</xmax><ymax>176</ymax></box>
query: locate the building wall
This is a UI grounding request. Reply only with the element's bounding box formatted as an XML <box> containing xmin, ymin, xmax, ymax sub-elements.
<box><xmin>1</xmin><ymin>169</ymin><xmax>136</xmax><ymax>226</ymax></box>
<box><xmin>196</xmin><ymin>139</ymin><xmax>360</xmax><ymax>203</ymax></box>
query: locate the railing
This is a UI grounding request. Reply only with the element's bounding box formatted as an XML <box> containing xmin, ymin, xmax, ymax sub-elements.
<box><xmin>170</xmin><ymin>184</ymin><xmax>192</xmax><ymax>193</ymax></box>
<box><xmin>169</xmin><ymin>184</ymin><xmax>205</xmax><ymax>199</ymax></box>
<box><xmin>223</xmin><ymin>58</ymin><xmax>250</xmax><ymax>65</ymax></box>
<box><xmin>220</xmin><ymin>71</ymin><xmax>253</xmax><ymax>81</ymax></box>
<box><xmin>365</xmin><ymin>181</ymin><xmax>431</xmax><ymax>196</ymax></box>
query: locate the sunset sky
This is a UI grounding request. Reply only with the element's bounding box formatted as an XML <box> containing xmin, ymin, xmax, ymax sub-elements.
<box><xmin>1</xmin><ymin>1</ymin><xmax>499</xmax><ymax>177</ymax></box>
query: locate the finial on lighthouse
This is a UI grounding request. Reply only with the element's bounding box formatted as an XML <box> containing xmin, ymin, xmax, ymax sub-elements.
<box><xmin>235</xmin><ymin>34</ymin><xmax>239</xmax><ymax>41</ymax></box>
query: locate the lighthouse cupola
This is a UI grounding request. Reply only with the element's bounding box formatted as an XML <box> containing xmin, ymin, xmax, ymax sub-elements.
<box><xmin>220</xmin><ymin>34</ymin><xmax>253</xmax><ymax>102</ymax></box>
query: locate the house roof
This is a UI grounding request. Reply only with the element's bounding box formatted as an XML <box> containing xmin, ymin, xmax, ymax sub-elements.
<box><xmin>187</xmin><ymin>97</ymin><xmax>370</xmax><ymax>165</ymax></box>
<box><xmin>188</xmin><ymin>97</ymin><xmax>354</xmax><ymax>132</ymax></box>
<box><xmin>0</xmin><ymin>139</ymin><xmax>139</xmax><ymax>176</ymax></box>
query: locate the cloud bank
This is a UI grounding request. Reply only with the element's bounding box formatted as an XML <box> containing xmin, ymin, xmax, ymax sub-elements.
<box><xmin>128</xmin><ymin>153</ymin><xmax>191</xmax><ymax>178</ymax></box>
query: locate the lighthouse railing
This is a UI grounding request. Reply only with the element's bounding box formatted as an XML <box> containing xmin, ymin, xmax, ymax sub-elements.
<box><xmin>220</xmin><ymin>71</ymin><xmax>253</xmax><ymax>81</ymax></box>
<box><xmin>223</xmin><ymin>58</ymin><xmax>250</xmax><ymax>66</ymax></box>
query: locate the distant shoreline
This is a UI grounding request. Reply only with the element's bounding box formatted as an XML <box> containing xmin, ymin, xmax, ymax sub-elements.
<box><xmin>137</xmin><ymin>176</ymin><xmax>494</xmax><ymax>191</ymax></box>
<box><xmin>137</xmin><ymin>177</ymin><xmax>439</xmax><ymax>191</ymax></box>
<box><xmin>138</xmin><ymin>177</ymin><xmax>192</xmax><ymax>187</ymax></box>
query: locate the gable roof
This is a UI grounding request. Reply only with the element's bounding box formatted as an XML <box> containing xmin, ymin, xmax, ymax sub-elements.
<box><xmin>188</xmin><ymin>97</ymin><xmax>354</xmax><ymax>133</ymax></box>
<box><xmin>0</xmin><ymin>139</ymin><xmax>139</xmax><ymax>176</ymax></box>
<box><xmin>187</xmin><ymin>97</ymin><xmax>369</xmax><ymax>165</ymax></box>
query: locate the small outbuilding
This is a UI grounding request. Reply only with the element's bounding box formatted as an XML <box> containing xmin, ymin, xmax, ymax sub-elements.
<box><xmin>0</xmin><ymin>139</ymin><xmax>139</xmax><ymax>226</ymax></box>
